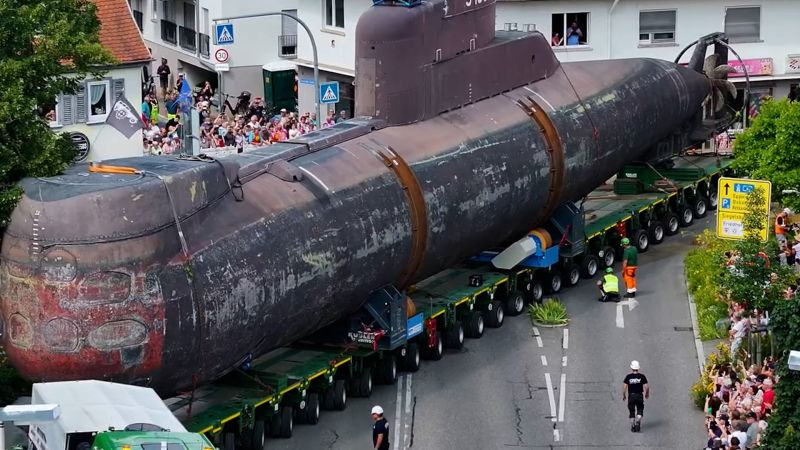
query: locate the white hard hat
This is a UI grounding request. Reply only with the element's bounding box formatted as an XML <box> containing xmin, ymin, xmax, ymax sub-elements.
<box><xmin>371</xmin><ymin>405</ymin><xmax>383</xmax><ymax>415</ymax></box>
<box><xmin>630</xmin><ymin>360</ymin><xmax>640</xmax><ymax>370</ymax></box>
<box><xmin>784</xmin><ymin>208</ymin><xmax>792</xmax><ymax>214</ymax></box>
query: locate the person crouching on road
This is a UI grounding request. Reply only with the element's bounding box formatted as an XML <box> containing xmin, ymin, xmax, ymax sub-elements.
<box><xmin>621</xmin><ymin>237</ymin><xmax>638</xmax><ymax>298</ymax></box>
<box><xmin>371</xmin><ymin>405</ymin><xmax>390</xmax><ymax>450</ymax></box>
<box><xmin>597</xmin><ymin>267</ymin><xmax>620</xmax><ymax>302</ymax></box>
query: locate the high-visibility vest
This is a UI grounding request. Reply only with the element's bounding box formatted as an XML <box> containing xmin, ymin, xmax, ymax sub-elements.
<box><xmin>776</xmin><ymin>214</ymin><xmax>788</xmax><ymax>234</ymax></box>
<box><xmin>602</xmin><ymin>274</ymin><xmax>619</xmax><ymax>293</ymax></box>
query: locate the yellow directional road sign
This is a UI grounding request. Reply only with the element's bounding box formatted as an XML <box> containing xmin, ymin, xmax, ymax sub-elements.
<box><xmin>716</xmin><ymin>177</ymin><xmax>772</xmax><ymax>241</ymax></box>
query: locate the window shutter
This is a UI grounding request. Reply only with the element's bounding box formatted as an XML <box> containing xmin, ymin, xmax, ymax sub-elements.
<box><xmin>61</xmin><ymin>94</ymin><xmax>74</xmax><ymax>126</ymax></box>
<box><xmin>113</xmin><ymin>78</ymin><xmax>125</xmax><ymax>102</ymax></box>
<box><xmin>75</xmin><ymin>85</ymin><xmax>88</xmax><ymax>123</ymax></box>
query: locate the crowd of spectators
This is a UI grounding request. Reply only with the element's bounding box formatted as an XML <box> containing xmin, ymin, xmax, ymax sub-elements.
<box><xmin>140</xmin><ymin>78</ymin><xmax>348</xmax><ymax>156</ymax></box>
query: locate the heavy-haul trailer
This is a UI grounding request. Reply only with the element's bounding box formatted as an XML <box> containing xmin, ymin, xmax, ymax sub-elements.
<box><xmin>157</xmin><ymin>152</ymin><xmax>732</xmax><ymax>450</ymax></box>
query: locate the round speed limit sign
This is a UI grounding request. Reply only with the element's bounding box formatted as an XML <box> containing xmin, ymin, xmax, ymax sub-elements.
<box><xmin>214</xmin><ymin>48</ymin><xmax>230</xmax><ymax>63</ymax></box>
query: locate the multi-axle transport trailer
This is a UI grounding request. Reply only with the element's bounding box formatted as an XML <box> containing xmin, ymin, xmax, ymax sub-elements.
<box><xmin>156</xmin><ymin>153</ymin><xmax>732</xmax><ymax>449</ymax></box>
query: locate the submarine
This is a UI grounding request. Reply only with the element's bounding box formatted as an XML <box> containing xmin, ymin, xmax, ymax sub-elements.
<box><xmin>0</xmin><ymin>0</ymin><xmax>733</xmax><ymax>393</ymax></box>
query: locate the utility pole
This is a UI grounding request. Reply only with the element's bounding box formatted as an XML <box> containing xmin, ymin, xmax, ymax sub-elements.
<box><xmin>213</xmin><ymin>12</ymin><xmax>322</xmax><ymax>123</ymax></box>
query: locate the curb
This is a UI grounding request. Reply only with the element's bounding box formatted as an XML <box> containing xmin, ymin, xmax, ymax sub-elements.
<box><xmin>531</xmin><ymin>319</ymin><xmax>570</xmax><ymax>328</ymax></box>
<box><xmin>684</xmin><ymin>274</ymin><xmax>706</xmax><ymax>375</ymax></box>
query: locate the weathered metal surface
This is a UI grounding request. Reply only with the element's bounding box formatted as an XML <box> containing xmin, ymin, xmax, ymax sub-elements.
<box><xmin>0</xmin><ymin>0</ymin><xmax>714</xmax><ymax>394</ymax></box>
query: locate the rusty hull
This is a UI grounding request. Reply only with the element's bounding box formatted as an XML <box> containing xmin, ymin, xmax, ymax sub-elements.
<box><xmin>0</xmin><ymin>0</ymin><xmax>712</xmax><ymax>394</ymax></box>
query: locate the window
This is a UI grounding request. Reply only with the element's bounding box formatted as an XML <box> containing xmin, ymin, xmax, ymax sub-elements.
<box><xmin>202</xmin><ymin>8</ymin><xmax>209</xmax><ymax>35</ymax></box>
<box><xmin>45</xmin><ymin>97</ymin><xmax>59</xmax><ymax>127</ymax></box>
<box><xmin>87</xmin><ymin>80</ymin><xmax>111</xmax><ymax>122</ymax></box>
<box><xmin>639</xmin><ymin>10</ymin><xmax>676</xmax><ymax>44</ymax></box>
<box><xmin>503</xmin><ymin>23</ymin><xmax>518</xmax><ymax>31</ymax></box>
<box><xmin>523</xmin><ymin>23</ymin><xmax>536</xmax><ymax>32</ymax></box>
<box><xmin>162</xmin><ymin>0</ymin><xmax>175</xmax><ymax>21</ymax></box>
<box><xmin>725</xmin><ymin>6</ymin><xmax>760</xmax><ymax>43</ymax></box>
<box><xmin>324</xmin><ymin>0</ymin><xmax>344</xmax><ymax>29</ymax></box>
<box><xmin>551</xmin><ymin>13</ymin><xmax>588</xmax><ymax>47</ymax></box>
<box><xmin>183</xmin><ymin>2</ymin><xmax>195</xmax><ymax>30</ymax></box>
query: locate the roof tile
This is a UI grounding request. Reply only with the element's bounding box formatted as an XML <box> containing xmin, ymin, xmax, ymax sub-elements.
<box><xmin>90</xmin><ymin>0</ymin><xmax>151</xmax><ymax>64</ymax></box>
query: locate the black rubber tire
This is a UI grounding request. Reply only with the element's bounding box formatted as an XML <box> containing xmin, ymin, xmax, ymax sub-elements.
<box><xmin>422</xmin><ymin>331</ymin><xmax>444</xmax><ymax>361</ymax></box>
<box><xmin>580</xmin><ymin>255</ymin><xmax>599</xmax><ymax>279</ymax></box>
<box><xmin>358</xmin><ymin>368</ymin><xmax>373</xmax><ymax>397</ymax></box>
<box><xmin>348</xmin><ymin>376</ymin><xmax>362</xmax><ymax>398</ymax></box>
<box><xmin>679</xmin><ymin>205</ymin><xmax>694</xmax><ymax>227</ymax></box>
<box><xmin>664</xmin><ymin>212</ymin><xmax>680</xmax><ymax>235</ymax></box>
<box><xmin>564</xmin><ymin>263</ymin><xmax>581</xmax><ymax>287</ymax></box>
<box><xmin>222</xmin><ymin>432</ymin><xmax>236</xmax><ymax>450</ymax></box>
<box><xmin>250</xmin><ymin>420</ymin><xmax>266</xmax><ymax>450</ymax></box>
<box><xmin>380</xmin><ymin>355</ymin><xmax>398</xmax><ymax>384</ymax></box>
<box><xmin>648</xmin><ymin>221</ymin><xmax>665</xmax><ymax>244</ymax></box>
<box><xmin>278</xmin><ymin>406</ymin><xmax>293</xmax><ymax>438</ymax></box>
<box><xmin>403</xmin><ymin>342</ymin><xmax>421</xmax><ymax>372</ymax></box>
<box><xmin>546</xmin><ymin>272</ymin><xmax>562</xmax><ymax>293</ymax></box>
<box><xmin>465</xmin><ymin>310</ymin><xmax>484</xmax><ymax>338</ymax></box>
<box><xmin>526</xmin><ymin>278</ymin><xmax>544</xmax><ymax>304</ymax></box>
<box><xmin>305</xmin><ymin>393</ymin><xmax>320</xmax><ymax>425</ymax></box>
<box><xmin>693</xmin><ymin>196</ymin><xmax>708</xmax><ymax>218</ymax></box>
<box><xmin>484</xmin><ymin>300</ymin><xmax>505</xmax><ymax>328</ymax></box>
<box><xmin>444</xmin><ymin>321</ymin><xmax>465</xmax><ymax>349</ymax></box>
<box><xmin>332</xmin><ymin>380</ymin><xmax>347</xmax><ymax>410</ymax></box>
<box><xmin>709</xmin><ymin>188</ymin><xmax>718</xmax><ymax>208</ymax></box>
<box><xmin>504</xmin><ymin>291</ymin><xmax>526</xmax><ymax>316</ymax></box>
<box><xmin>601</xmin><ymin>246</ymin><xmax>616</xmax><ymax>268</ymax></box>
<box><xmin>632</xmin><ymin>229</ymin><xmax>649</xmax><ymax>253</ymax></box>
<box><xmin>322</xmin><ymin>386</ymin><xmax>336</xmax><ymax>410</ymax></box>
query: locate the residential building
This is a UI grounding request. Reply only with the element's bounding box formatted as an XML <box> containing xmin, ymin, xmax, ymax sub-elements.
<box><xmin>131</xmin><ymin>0</ymin><xmax>298</xmax><ymax>106</ymax></box>
<box><xmin>51</xmin><ymin>0</ymin><xmax>151</xmax><ymax>162</ymax></box>
<box><xmin>292</xmin><ymin>0</ymin><xmax>800</xmax><ymax>118</ymax></box>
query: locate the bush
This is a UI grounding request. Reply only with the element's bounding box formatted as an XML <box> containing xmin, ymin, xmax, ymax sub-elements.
<box><xmin>689</xmin><ymin>342</ymin><xmax>733</xmax><ymax>410</ymax></box>
<box><xmin>685</xmin><ymin>230</ymin><xmax>729</xmax><ymax>340</ymax></box>
<box><xmin>0</xmin><ymin>347</ymin><xmax>30</xmax><ymax>405</ymax></box>
<box><xmin>528</xmin><ymin>298</ymin><xmax>568</xmax><ymax>326</ymax></box>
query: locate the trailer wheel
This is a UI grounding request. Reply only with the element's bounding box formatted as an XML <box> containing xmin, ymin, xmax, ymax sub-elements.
<box><xmin>504</xmin><ymin>291</ymin><xmax>525</xmax><ymax>316</ymax></box>
<box><xmin>306</xmin><ymin>393</ymin><xmax>320</xmax><ymax>425</ymax></box>
<box><xmin>485</xmin><ymin>300</ymin><xmax>505</xmax><ymax>328</ymax></box>
<box><xmin>278</xmin><ymin>406</ymin><xmax>293</xmax><ymax>438</ymax></box>
<box><xmin>422</xmin><ymin>331</ymin><xmax>444</xmax><ymax>361</ymax></box>
<box><xmin>222</xmin><ymin>432</ymin><xmax>236</xmax><ymax>450</ymax></box>
<box><xmin>709</xmin><ymin>188</ymin><xmax>718</xmax><ymax>208</ymax></box>
<box><xmin>333</xmin><ymin>380</ymin><xmax>347</xmax><ymax>410</ymax></box>
<box><xmin>245</xmin><ymin>420</ymin><xmax>266</xmax><ymax>450</ymax></box>
<box><xmin>565</xmin><ymin>264</ymin><xmax>581</xmax><ymax>287</ymax></box>
<box><xmin>465</xmin><ymin>310</ymin><xmax>484</xmax><ymax>338</ymax></box>
<box><xmin>693</xmin><ymin>196</ymin><xmax>708</xmax><ymax>218</ymax></box>
<box><xmin>525</xmin><ymin>278</ymin><xmax>544</xmax><ymax>304</ymax></box>
<box><xmin>648</xmin><ymin>221</ymin><xmax>665</xmax><ymax>244</ymax></box>
<box><xmin>403</xmin><ymin>342</ymin><xmax>421</xmax><ymax>372</ymax></box>
<box><xmin>358</xmin><ymin>369</ymin><xmax>373</xmax><ymax>397</ymax></box>
<box><xmin>580</xmin><ymin>255</ymin><xmax>599</xmax><ymax>279</ymax></box>
<box><xmin>664</xmin><ymin>212</ymin><xmax>680</xmax><ymax>235</ymax></box>
<box><xmin>679</xmin><ymin>205</ymin><xmax>694</xmax><ymax>227</ymax></box>
<box><xmin>380</xmin><ymin>355</ymin><xmax>398</xmax><ymax>384</ymax></box>
<box><xmin>632</xmin><ymin>229</ymin><xmax>649</xmax><ymax>253</ymax></box>
<box><xmin>322</xmin><ymin>386</ymin><xmax>336</xmax><ymax>410</ymax></box>
<box><xmin>445</xmin><ymin>320</ymin><xmax>465</xmax><ymax>349</ymax></box>
<box><xmin>601</xmin><ymin>246</ymin><xmax>615</xmax><ymax>268</ymax></box>
<box><xmin>546</xmin><ymin>272</ymin><xmax>562</xmax><ymax>293</ymax></box>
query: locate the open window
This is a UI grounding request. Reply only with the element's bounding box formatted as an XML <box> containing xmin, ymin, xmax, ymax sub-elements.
<box><xmin>551</xmin><ymin>13</ymin><xmax>589</xmax><ymax>47</ymax></box>
<box><xmin>87</xmin><ymin>80</ymin><xmax>111</xmax><ymax>123</ymax></box>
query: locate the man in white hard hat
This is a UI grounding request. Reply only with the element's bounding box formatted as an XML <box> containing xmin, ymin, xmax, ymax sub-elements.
<box><xmin>622</xmin><ymin>360</ymin><xmax>649</xmax><ymax>432</ymax></box>
<box><xmin>371</xmin><ymin>405</ymin><xmax>390</xmax><ymax>450</ymax></box>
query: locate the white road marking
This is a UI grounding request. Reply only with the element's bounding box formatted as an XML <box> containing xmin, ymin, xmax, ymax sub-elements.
<box><xmin>563</xmin><ymin>329</ymin><xmax>569</xmax><ymax>349</ymax></box>
<box><xmin>394</xmin><ymin>375</ymin><xmax>403</xmax><ymax>450</ymax></box>
<box><xmin>298</xmin><ymin>166</ymin><xmax>333</xmax><ymax>193</ymax></box>
<box><xmin>541</xmin><ymin>355</ymin><xmax>548</xmax><ymax>366</ymax></box>
<box><xmin>562</xmin><ymin>356</ymin><xmax>568</xmax><ymax>367</ymax></box>
<box><xmin>558</xmin><ymin>373</ymin><xmax>566</xmax><ymax>422</ymax></box>
<box><xmin>545</xmin><ymin>373</ymin><xmax>557</xmax><ymax>422</ymax></box>
<box><xmin>532</xmin><ymin>326</ymin><xmax>540</xmax><ymax>337</ymax></box>
<box><xmin>620</xmin><ymin>299</ymin><xmax>639</xmax><ymax>311</ymax></box>
<box><xmin>536</xmin><ymin>336</ymin><xmax>543</xmax><ymax>348</ymax></box>
<box><xmin>404</xmin><ymin>374</ymin><xmax>413</xmax><ymax>448</ymax></box>
<box><xmin>553</xmin><ymin>429</ymin><xmax>561</xmax><ymax>442</ymax></box>
<box><xmin>616</xmin><ymin>302</ymin><xmax>625</xmax><ymax>328</ymax></box>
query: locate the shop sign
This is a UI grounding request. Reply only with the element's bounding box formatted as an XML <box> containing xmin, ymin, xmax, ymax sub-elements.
<box><xmin>70</xmin><ymin>132</ymin><xmax>90</xmax><ymax>162</ymax></box>
<box><xmin>728</xmin><ymin>58</ymin><xmax>773</xmax><ymax>78</ymax></box>
<box><xmin>786</xmin><ymin>54</ymin><xmax>800</xmax><ymax>74</ymax></box>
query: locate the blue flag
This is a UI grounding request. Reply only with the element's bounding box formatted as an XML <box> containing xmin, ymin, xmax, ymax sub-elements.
<box><xmin>177</xmin><ymin>78</ymin><xmax>193</xmax><ymax>113</ymax></box>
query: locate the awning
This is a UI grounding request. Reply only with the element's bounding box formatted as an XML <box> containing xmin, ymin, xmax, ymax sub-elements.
<box><xmin>292</xmin><ymin>58</ymin><xmax>355</xmax><ymax>77</ymax></box>
<box><xmin>730</xmin><ymin>73</ymin><xmax>800</xmax><ymax>83</ymax></box>
<box><xmin>262</xmin><ymin>60</ymin><xmax>298</xmax><ymax>72</ymax></box>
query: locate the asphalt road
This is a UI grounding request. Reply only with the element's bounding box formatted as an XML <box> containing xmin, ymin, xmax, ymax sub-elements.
<box><xmin>271</xmin><ymin>218</ymin><xmax>713</xmax><ymax>450</ymax></box>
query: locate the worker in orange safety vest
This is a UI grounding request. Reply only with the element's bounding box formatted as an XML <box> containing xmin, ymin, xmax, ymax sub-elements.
<box><xmin>621</xmin><ymin>237</ymin><xmax>638</xmax><ymax>298</ymax></box>
<box><xmin>775</xmin><ymin>208</ymin><xmax>791</xmax><ymax>245</ymax></box>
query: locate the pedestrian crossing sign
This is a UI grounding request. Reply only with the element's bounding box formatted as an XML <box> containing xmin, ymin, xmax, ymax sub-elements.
<box><xmin>215</xmin><ymin>24</ymin><xmax>234</xmax><ymax>45</ymax></box>
<box><xmin>320</xmin><ymin>81</ymin><xmax>340</xmax><ymax>104</ymax></box>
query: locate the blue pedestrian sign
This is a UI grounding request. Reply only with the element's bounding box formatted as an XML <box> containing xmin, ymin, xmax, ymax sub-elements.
<box><xmin>320</xmin><ymin>81</ymin><xmax>340</xmax><ymax>104</ymax></box>
<box><xmin>215</xmin><ymin>24</ymin><xmax>234</xmax><ymax>45</ymax></box>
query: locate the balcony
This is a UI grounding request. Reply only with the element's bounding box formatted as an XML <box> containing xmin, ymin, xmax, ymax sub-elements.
<box><xmin>279</xmin><ymin>35</ymin><xmax>297</xmax><ymax>58</ymax></box>
<box><xmin>199</xmin><ymin>33</ymin><xmax>210</xmax><ymax>58</ymax></box>
<box><xmin>161</xmin><ymin>20</ymin><xmax>177</xmax><ymax>45</ymax></box>
<box><xmin>132</xmin><ymin>10</ymin><xmax>143</xmax><ymax>32</ymax></box>
<box><xmin>179</xmin><ymin>26</ymin><xmax>197</xmax><ymax>52</ymax></box>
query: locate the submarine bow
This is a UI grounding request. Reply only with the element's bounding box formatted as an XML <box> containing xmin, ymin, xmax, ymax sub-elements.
<box><xmin>1</xmin><ymin>0</ymin><xmax>715</xmax><ymax>393</ymax></box>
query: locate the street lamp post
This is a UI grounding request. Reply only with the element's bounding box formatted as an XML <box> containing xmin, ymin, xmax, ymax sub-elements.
<box><xmin>212</xmin><ymin>12</ymin><xmax>322</xmax><ymax>125</ymax></box>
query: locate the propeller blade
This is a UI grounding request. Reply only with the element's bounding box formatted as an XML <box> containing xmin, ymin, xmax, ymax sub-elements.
<box><xmin>712</xmin><ymin>65</ymin><xmax>737</xmax><ymax>79</ymax></box>
<box><xmin>703</xmin><ymin>54</ymin><xmax>719</xmax><ymax>77</ymax></box>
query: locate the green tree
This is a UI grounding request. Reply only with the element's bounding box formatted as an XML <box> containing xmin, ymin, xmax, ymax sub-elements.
<box><xmin>0</xmin><ymin>0</ymin><xmax>115</xmax><ymax>228</ymax></box>
<box><xmin>761</xmin><ymin>298</ymin><xmax>800</xmax><ymax>449</ymax></box>
<box><xmin>732</xmin><ymin>99</ymin><xmax>800</xmax><ymax>211</ymax></box>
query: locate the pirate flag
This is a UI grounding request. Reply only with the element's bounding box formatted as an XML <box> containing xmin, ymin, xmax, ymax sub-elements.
<box><xmin>105</xmin><ymin>94</ymin><xmax>144</xmax><ymax>139</ymax></box>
